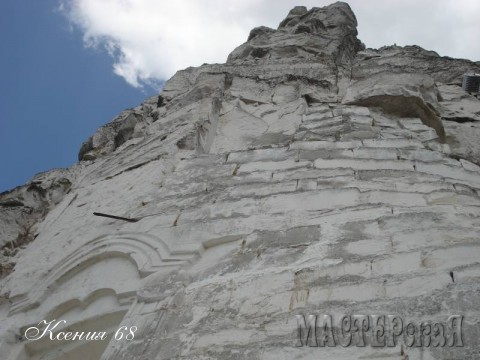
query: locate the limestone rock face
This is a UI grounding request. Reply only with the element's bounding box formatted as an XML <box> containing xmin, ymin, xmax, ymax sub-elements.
<box><xmin>353</xmin><ymin>45</ymin><xmax>478</xmax><ymax>84</ymax></box>
<box><xmin>2</xmin><ymin>3</ymin><xmax>480</xmax><ymax>360</ymax></box>
<box><xmin>0</xmin><ymin>169</ymin><xmax>73</xmax><ymax>277</ymax></box>
<box><xmin>78</xmin><ymin>96</ymin><xmax>160</xmax><ymax>161</ymax></box>
<box><xmin>228</xmin><ymin>2</ymin><xmax>364</xmax><ymax>65</ymax></box>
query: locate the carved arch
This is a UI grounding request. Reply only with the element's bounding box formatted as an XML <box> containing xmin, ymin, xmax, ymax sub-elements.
<box><xmin>9</xmin><ymin>232</ymin><xmax>199</xmax><ymax>315</ymax></box>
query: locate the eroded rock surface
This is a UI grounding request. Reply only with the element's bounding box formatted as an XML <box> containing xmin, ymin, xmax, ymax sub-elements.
<box><xmin>1</xmin><ymin>2</ymin><xmax>480</xmax><ymax>360</ymax></box>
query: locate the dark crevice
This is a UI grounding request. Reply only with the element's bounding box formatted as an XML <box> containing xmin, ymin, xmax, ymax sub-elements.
<box><xmin>285</xmin><ymin>74</ymin><xmax>333</xmax><ymax>89</ymax></box>
<box><xmin>0</xmin><ymin>199</ymin><xmax>25</xmax><ymax>207</ymax></box>
<box><xmin>224</xmin><ymin>73</ymin><xmax>233</xmax><ymax>90</ymax></box>
<box><xmin>104</xmin><ymin>154</ymin><xmax>165</xmax><ymax>180</ymax></box>
<box><xmin>442</xmin><ymin>116</ymin><xmax>477</xmax><ymax>123</ymax></box>
<box><xmin>176</xmin><ymin>132</ymin><xmax>196</xmax><ymax>150</ymax></box>
<box><xmin>157</xmin><ymin>95</ymin><xmax>165</xmax><ymax>107</ymax></box>
<box><xmin>447</xmin><ymin>153</ymin><xmax>480</xmax><ymax>168</ymax></box>
<box><xmin>250</xmin><ymin>47</ymin><xmax>269</xmax><ymax>59</ymax></box>
<box><xmin>302</xmin><ymin>94</ymin><xmax>317</xmax><ymax>106</ymax></box>
<box><xmin>361</xmin><ymin>55</ymin><xmax>381</xmax><ymax>61</ymax></box>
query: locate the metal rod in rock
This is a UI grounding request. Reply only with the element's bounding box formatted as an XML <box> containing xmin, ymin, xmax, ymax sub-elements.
<box><xmin>93</xmin><ymin>212</ymin><xmax>140</xmax><ymax>223</ymax></box>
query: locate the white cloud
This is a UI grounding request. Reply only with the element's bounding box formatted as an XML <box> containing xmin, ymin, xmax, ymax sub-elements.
<box><xmin>61</xmin><ymin>0</ymin><xmax>480</xmax><ymax>89</ymax></box>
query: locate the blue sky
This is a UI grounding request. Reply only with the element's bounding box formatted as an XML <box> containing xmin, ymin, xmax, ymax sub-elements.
<box><xmin>0</xmin><ymin>1</ymin><xmax>152</xmax><ymax>192</ymax></box>
<box><xmin>1</xmin><ymin>0</ymin><xmax>478</xmax><ymax>193</ymax></box>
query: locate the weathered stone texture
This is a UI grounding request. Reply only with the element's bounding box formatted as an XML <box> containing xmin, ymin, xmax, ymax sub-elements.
<box><xmin>1</xmin><ymin>2</ymin><xmax>480</xmax><ymax>360</ymax></box>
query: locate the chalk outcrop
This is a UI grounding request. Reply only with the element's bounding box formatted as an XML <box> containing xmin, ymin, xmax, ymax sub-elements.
<box><xmin>1</xmin><ymin>3</ymin><xmax>480</xmax><ymax>360</ymax></box>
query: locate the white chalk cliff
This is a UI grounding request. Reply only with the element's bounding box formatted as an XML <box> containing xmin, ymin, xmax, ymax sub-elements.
<box><xmin>1</xmin><ymin>2</ymin><xmax>480</xmax><ymax>359</ymax></box>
